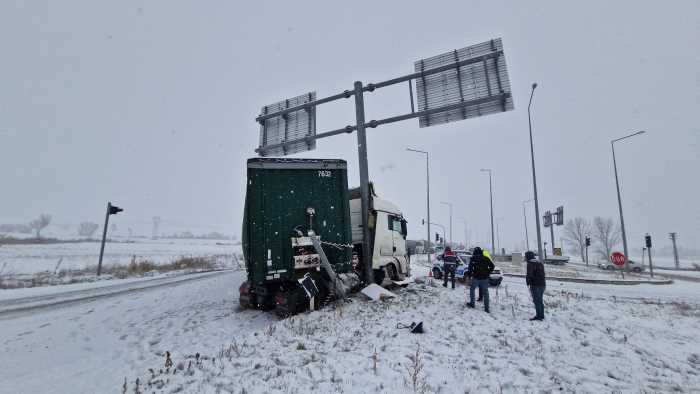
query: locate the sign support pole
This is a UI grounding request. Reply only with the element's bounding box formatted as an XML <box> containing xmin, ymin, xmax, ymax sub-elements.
<box><xmin>354</xmin><ymin>81</ymin><xmax>373</xmax><ymax>285</ymax></box>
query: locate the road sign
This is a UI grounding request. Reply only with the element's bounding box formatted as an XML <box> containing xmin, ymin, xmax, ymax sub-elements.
<box><xmin>258</xmin><ymin>92</ymin><xmax>316</xmax><ymax>157</ymax></box>
<box><xmin>611</xmin><ymin>252</ymin><xmax>627</xmax><ymax>267</ymax></box>
<box><xmin>555</xmin><ymin>206</ymin><xmax>564</xmax><ymax>226</ymax></box>
<box><xmin>254</xmin><ymin>38</ymin><xmax>515</xmax><ymax>285</ymax></box>
<box><xmin>414</xmin><ymin>38</ymin><xmax>513</xmax><ymax>128</ymax></box>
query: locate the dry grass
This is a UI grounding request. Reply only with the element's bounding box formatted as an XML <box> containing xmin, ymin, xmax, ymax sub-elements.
<box><xmin>0</xmin><ymin>255</ymin><xmax>222</xmax><ymax>289</ymax></box>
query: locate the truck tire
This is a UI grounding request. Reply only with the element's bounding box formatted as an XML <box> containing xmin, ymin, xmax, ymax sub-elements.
<box><xmin>432</xmin><ymin>267</ymin><xmax>442</xmax><ymax>280</ymax></box>
<box><xmin>239</xmin><ymin>281</ymin><xmax>255</xmax><ymax>309</ymax></box>
<box><xmin>374</xmin><ymin>268</ymin><xmax>385</xmax><ymax>286</ymax></box>
<box><xmin>387</xmin><ymin>264</ymin><xmax>399</xmax><ymax>281</ymax></box>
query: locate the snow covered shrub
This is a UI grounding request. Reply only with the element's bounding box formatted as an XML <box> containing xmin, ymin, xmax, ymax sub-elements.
<box><xmin>404</xmin><ymin>344</ymin><xmax>430</xmax><ymax>393</ymax></box>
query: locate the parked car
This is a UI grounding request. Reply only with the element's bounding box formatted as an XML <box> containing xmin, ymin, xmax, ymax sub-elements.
<box><xmin>432</xmin><ymin>256</ymin><xmax>503</xmax><ymax>286</ymax></box>
<box><xmin>598</xmin><ymin>259</ymin><xmax>645</xmax><ymax>273</ymax></box>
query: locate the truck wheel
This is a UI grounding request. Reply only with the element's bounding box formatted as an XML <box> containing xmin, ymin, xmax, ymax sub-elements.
<box><xmin>239</xmin><ymin>281</ymin><xmax>255</xmax><ymax>309</ymax></box>
<box><xmin>387</xmin><ymin>264</ymin><xmax>399</xmax><ymax>281</ymax></box>
<box><xmin>374</xmin><ymin>268</ymin><xmax>385</xmax><ymax>285</ymax></box>
<box><xmin>432</xmin><ymin>267</ymin><xmax>442</xmax><ymax>280</ymax></box>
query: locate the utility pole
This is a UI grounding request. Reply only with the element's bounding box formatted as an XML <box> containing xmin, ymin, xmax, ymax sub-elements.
<box><xmin>669</xmin><ymin>232</ymin><xmax>679</xmax><ymax>269</ymax></box>
<box><xmin>441</xmin><ymin>201</ymin><xmax>453</xmax><ymax>246</ymax></box>
<box><xmin>407</xmin><ymin>148</ymin><xmax>431</xmax><ymax>265</ymax></box>
<box><xmin>480</xmin><ymin>168</ymin><xmax>495</xmax><ymax>254</ymax></box>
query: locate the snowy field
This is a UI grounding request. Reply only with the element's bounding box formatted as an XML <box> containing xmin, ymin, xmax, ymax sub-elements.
<box><xmin>0</xmin><ymin>238</ymin><xmax>240</xmax><ymax>276</ymax></box>
<box><xmin>1</xmin><ymin>265</ymin><xmax>699</xmax><ymax>393</ymax></box>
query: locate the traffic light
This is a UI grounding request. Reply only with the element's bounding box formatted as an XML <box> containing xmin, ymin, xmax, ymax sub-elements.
<box><xmin>108</xmin><ymin>203</ymin><xmax>123</xmax><ymax>215</ymax></box>
<box><xmin>543</xmin><ymin>211</ymin><xmax>552</xmax><ymax>227</ymax></box>
<box><xmin>585</xmin><ymin>236</ymin><xmax>591</xmax><ymax>247</ymax></box>
<box><xmin>435</xmin><ymin>232</ymin><xmax>439</xmax><ymax>242</ymax></box>
<box><xmin>645</xmin><ymin>234</ymin><xmax>652</xmax><ymax>248</ymax></box>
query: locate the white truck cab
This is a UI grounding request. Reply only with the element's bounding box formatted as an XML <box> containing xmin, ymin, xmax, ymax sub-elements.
<box><xmin>349</xmin><ymin>186</ymin><xmax>409</xmax><ymax>283</ymax></box>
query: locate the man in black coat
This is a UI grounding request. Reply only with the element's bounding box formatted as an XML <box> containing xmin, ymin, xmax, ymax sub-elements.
<box><xmin>441</xmin><ymin>246</ymin><xmax>458</xmax><ymax>289</ymax></box>
<box><xmin>525</xmin><ymin>251</ymin><xmax>546</xmax><ymax>321</ymax></box>
<box><xmin>466</xmin><ymin>247</ymin><xmax>495</xmax><ymax>313</ymax></box>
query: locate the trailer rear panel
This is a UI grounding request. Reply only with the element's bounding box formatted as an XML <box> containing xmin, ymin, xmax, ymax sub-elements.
<box><xmin>242</xmin><ymin>158</ymin><xmax>352</xmax><ymax>285</ymax></box>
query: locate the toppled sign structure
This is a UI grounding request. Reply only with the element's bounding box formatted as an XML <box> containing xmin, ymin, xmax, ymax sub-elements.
<box><xmin>255</xmin><ymin>38</ymin><xmax>514</xmax><ymax>284</ymax></box>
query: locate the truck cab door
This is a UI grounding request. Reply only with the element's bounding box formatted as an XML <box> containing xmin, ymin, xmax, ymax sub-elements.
<box><xmin>389</xmin><ymin>215</ymin><xmax>408</xmax><ymax>272</ymax></box>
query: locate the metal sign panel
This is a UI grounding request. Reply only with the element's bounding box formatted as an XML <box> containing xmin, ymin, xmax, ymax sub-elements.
<box><xmin>555</xmin><ymin>206</ymin><xmax>564</xmax><ymax>226</ymax></box>
<box><xmin>414</xmin><ymin>38</ymin><xmax>513</xmax><ymax>128</ymax></box>
<box><xmin>258</xmin><ymin>92</ymin><xmax>316</xmax><ymax>157</ymax></box>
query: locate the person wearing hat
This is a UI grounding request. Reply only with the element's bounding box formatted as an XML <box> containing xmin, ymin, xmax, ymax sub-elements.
<box><xmin>466</xmin><ymin>247</ymin><xmax>494</xmax><ymax>313</ymax></box>
<box><xmin>525</xmin><ymin>250</ymin><xmax>546</xmax><ymax>321</ymax></box>
<box><xmin>441</xmin><ymin>246</ymin><xmax>458</xmax><ymax>289</ymax></box>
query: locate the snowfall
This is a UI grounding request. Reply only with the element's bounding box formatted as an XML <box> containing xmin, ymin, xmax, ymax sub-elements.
<box><xmin>1</xmin><ymin>255</ymin><xmax>699</xmax><ymax>394</ymax></box>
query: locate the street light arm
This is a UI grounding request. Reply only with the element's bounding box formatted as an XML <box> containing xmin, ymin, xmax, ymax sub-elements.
<box><xmin>611</xmin><ymin>130</ymin><xmax>646</xmax><ymax>144</ymax></box>
<box><xmin>406</xmin><ymin>148</ymin><xmax>428</xmax><ymax>154</ymax></box>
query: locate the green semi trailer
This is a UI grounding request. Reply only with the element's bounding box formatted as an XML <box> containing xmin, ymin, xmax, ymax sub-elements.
<box><xmin>239</xmin><ymin>158</ymin><xmax>409</xmax><ymax>315</ymax></box>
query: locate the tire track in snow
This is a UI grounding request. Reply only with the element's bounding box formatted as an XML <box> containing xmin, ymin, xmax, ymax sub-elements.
<box><xmin>0</xmin><ymin>269</ymin><xmax>235</xmax><ymax>319</ymax></box>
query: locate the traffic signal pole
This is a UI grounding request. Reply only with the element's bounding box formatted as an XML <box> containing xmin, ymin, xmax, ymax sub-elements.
<box><xmin>97</xmin><ymin>202</ymin><xmax>112</xmax><ymax>277</ymax></box>
<box><xmin>97</xmin><ymin>202</ymin><xmax>123</xmax><ymax>276</ymax></box>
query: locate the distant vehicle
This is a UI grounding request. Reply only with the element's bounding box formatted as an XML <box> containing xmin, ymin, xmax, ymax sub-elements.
<box><xmin>527</xmin><ymin>253</ymin><xmax>570</xmax><ymax>265</ymax></box>
<box><xmin>598</xmin><ymin>259</ymin><xmax>645</xmax><ymax>273</ymax></box>
<box><xmin>436</xmin><ymin>248</ymin><xmax>468</xmax><ymax>262</ymax></box>
<box><xmin>431</xmin><ymin>255</ymin><xmax>503</xmax><ymax>286</ymax></box>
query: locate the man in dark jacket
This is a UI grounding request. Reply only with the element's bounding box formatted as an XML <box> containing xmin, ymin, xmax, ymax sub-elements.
<box><xmin>525</xmin><ymin>251</ymin><xmax>546</xmax><ymax>321</ymax></box>
<box><xmin>442</xmin><ymin>246</ymin><xmax>457</xmax><ymax>289</ymax></box>
<box><xmin>466</xmin><ymin>247</ymin><xmax>495</xmax><ymax>313</ymax></box>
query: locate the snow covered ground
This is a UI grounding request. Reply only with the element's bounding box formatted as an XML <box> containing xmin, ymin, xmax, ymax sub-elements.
<box><xmin>0</xmin><ymin>238</ymin><xmax>239</xmax><ymax>276</ymax></box>
<box><xmin>2</xmin><ymin>264</ymin><xmax>699</xmax><ymax>393</ymax></box>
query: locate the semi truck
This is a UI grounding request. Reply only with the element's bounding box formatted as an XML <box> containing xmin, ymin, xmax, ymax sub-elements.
<box><xmin>239</xmin><ymin>158</ymin><xmax>409</xmax><ymax>315</ymax></box>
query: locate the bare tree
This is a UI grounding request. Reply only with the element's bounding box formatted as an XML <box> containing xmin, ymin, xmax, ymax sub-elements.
<box><xmin>592</xmin><ymin>217</ymin><xmax>621</xmax><ymax>260</ymax></box>
<box><xmin>563</xmin><ymin>217</ymin><xmax>592</xmax><ymax>261</ymax></box>
<box><xmin>78</xmin><ymin>222</ymin><xmax>99</xmax><ymax>237</ymax></box>
<box><xmin>29</xmin><ymin>214</ymin><xmax>52</xmax><ymax>239</ymax></box>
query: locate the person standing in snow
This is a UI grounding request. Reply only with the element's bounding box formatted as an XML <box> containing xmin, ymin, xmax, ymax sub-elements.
<box><xmin>525</xmin><ymin>250</ymin><xmax>546</xmax><ymax>321</ymax></box>
<box><xmin>466</xmin><ymin>247</ymin><xmax>494</xmax><ymax>313</ymax></box>
<box><xmin>441</xmin><ymin>246</ymin><xmax>458</xmax><ymax>289</ymax></box>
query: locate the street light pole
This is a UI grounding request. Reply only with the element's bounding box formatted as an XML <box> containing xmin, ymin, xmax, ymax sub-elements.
<box><xmin>480</xmin><ymin>168</ymin><xmax>495</xmax><ymax>254</ymax></box>
<box><xmin>522</xmin><ymin>199</ymin><xmax>534</xmax><ymax>251</ymax></box>
<box><xmin>611</xmin><ymin>130</ymin><xmax>645</xmax><ymax>269</ymax></box>
<box><xmin>407</xmin><ymin>148</ymin><xmax>431</xmax><ymax>264</ymax></box>
<box><xmin>527</xmin><ymin>83</ymin><xmax>545</xmax><ymax>264</ymax></box>
<box><xmin>440</xmin><ymin>201</ymin><xmax>453</xmax><ymax>246</ymax></box>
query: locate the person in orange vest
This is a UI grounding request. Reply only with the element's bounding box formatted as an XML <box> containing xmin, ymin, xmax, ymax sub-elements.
<box><xmin>441</xmin><ymin>246</ymin><xmax>458</xmax><ymax>289</ymax></box>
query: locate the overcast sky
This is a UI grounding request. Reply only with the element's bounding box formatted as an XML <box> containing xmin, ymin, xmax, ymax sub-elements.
<box><xmin>1</xmin><ymin>1</ymin><xmax>698</xmax><ymax>254</ymax></box>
